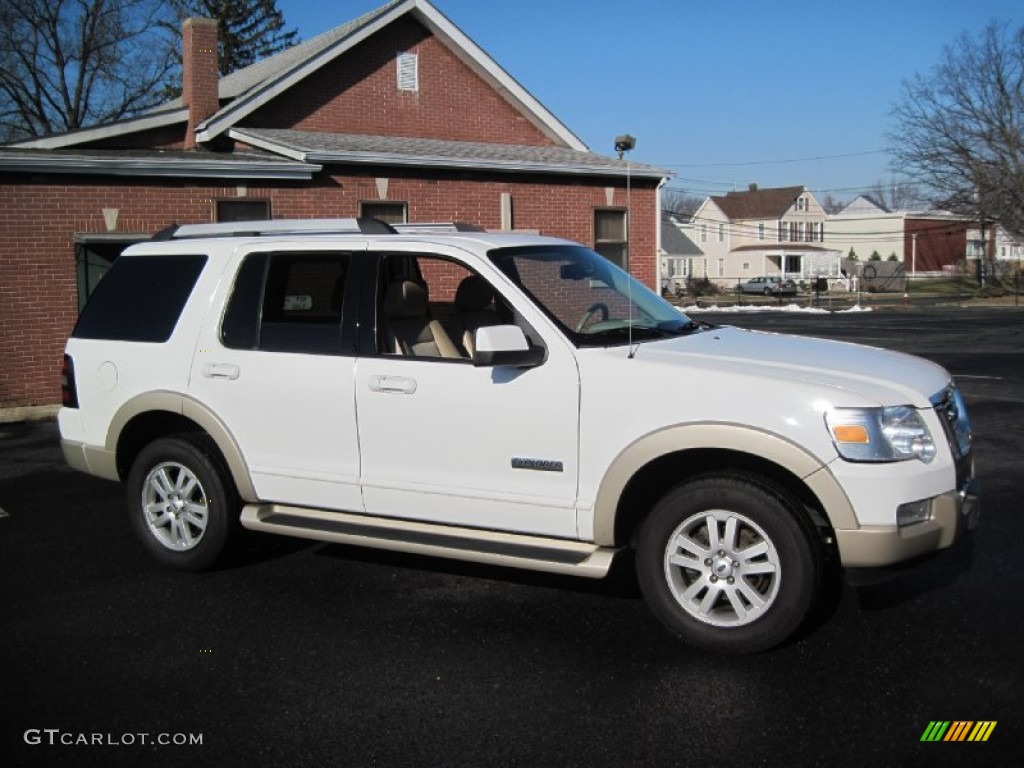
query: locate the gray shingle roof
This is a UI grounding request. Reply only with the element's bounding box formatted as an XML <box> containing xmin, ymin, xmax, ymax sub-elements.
<box><xmin>660</xmin><ymin>214</ymin><xmax>702</xmax><ymax>256</ymax></box>
<box><xmin>218</xmin><ymin>0</ymin><xmax>405</xmax><ymax>101</ymax></box>
<box><xmin>234</xmin><ymin>128</ymin><xmax>668</xmax><ymax>178</ymax></box>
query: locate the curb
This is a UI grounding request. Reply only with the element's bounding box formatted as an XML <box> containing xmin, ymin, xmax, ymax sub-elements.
<box><xmin>0</xmin><ymin>405</ymin><xmax>60</xmax><ymax>424</ymax></box>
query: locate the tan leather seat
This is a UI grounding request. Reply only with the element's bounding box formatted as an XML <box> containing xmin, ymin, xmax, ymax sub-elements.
<box><xmin>383</xmin><ymin>280</ymin><xmax>461</xmax><ymax>358</ymax></box>
<box><xmin>452</xmin><ymin>275</ymin><xmax>499</xmax><ymax>356</ymax></box>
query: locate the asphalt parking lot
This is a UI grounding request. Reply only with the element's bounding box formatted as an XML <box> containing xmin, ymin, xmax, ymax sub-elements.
<box><xmin>2</xmin><ymin>307</ymin><xmax>1022</xmax><ymax>768</ymax></box>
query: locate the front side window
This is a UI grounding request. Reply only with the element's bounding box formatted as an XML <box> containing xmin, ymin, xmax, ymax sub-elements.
<box><xmin>375</xmin><ymin>254</ymin><xmax>525</xmax><ymax>360</ymax></box>
<box><xmin>489</xmin><ymin>245</ymin><xmax>697</xmax><ymax>347</ymax></box>
<box><xmin>222</xmin><ymin>252</ymin><xmax>350</xmax><ymax>355</ymax></box>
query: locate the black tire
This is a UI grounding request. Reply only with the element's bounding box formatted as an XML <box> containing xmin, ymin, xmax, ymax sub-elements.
<box><xmin>635</xmin><ymin>473</ymin><xmax>822</xmax><ymax>654</ymax></box>
<box><xmin>125</xmin><ymin>434</ymin><xmax>240</xmax><ymax>571</ymax></box>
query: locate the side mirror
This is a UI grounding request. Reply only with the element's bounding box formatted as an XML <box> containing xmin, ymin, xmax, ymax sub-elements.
<box><xmin>472</xmin><ymin>325</ymin><xmax>545</xmax><ymax>368</ymax></box>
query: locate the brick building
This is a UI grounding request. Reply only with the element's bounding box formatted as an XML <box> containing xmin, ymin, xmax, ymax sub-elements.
<box><xmin>0</xmin><ymin>0</ymin><xmax>667</xmax><ymax>411</ymax></box>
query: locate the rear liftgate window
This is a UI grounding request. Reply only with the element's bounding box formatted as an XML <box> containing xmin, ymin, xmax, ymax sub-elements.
<box><xmin>72</xmin><ymin>254</ymin><xmax>207</xmax><ymax>342</ymax></box>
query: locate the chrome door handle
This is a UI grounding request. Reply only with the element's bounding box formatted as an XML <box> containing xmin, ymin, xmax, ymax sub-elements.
<box><xmin>203</xmin><ymin>363</ymin><xmax>240</xmax><ymax>380</ymax></box>
<box><xmin>368</xmin><ymin>375</ymin><xmax>417</xmax><ymax>394</ymax></box>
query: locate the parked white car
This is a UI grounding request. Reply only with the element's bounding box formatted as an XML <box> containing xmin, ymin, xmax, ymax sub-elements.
<box><xmin>59</xmin><ymin>218</ymin><xmax>978</xmax><ymax>653</ymax></box>
<box><xmin>737</xmin><ymin>276</ymin><xmax>798</xmax><ymax>295</ymax></box>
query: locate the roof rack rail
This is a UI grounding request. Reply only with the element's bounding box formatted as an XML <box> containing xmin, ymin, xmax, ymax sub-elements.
<box><xmin>393</xmin><ymin>221</ymin><xmax>486</xmax><ymax>233</ymax></box>
<box><xmin>167</xmin><ymin>217</ymin><xmax>397</xmax><ymax>239</ymax></box>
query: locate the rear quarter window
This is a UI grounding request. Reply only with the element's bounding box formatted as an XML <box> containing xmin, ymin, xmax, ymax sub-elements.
<box><xmin>72</xmin><ymin>254</ymin><xmax>207</xmax><ymax>342</ymax></box>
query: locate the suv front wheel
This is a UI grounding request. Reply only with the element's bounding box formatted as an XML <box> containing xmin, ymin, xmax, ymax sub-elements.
<box><xmin>126</xmin><ymin>435</ymin><xmax>239</xmax><ymax>571</ymax></box>
<box><xmin>636</xmin><ymin>473</ymin><xmax>822</xmax><ymax>653</ymax></box>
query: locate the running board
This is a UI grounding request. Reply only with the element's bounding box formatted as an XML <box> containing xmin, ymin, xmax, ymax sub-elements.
<box><xmin>240</xmin><ymin>504</ymin><xmax>617</xmax><ymax>579</ymax></box>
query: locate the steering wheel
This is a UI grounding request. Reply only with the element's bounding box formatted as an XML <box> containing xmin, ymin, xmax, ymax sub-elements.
<box><xmin>576</xmin><ymin>302</ymin><xmax>610</xmax><ymax>332</ymax></box>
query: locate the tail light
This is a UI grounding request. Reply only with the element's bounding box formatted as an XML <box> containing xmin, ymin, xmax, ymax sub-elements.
<box><xmin>61</xmin><ymin>354</ymin><xmax>79</xmax><ymax>408</ymax></box>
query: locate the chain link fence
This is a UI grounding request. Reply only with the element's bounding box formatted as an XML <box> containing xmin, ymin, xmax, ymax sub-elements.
<box><xmin>664</xmin><ymin>259</ymin><xmax>1023</xmax><ymax>309</ymax></box>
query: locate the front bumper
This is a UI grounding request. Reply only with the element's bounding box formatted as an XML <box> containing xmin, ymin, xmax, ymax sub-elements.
<box><xmin>835</xmin><ymin>477</ymin><xmax>980</xmax><ymax>568</ymax></box>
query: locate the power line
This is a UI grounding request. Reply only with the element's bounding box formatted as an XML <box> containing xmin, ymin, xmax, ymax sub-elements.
<box><xmin>660</xmin><ymin>149</ymin><xmax>888</xmax><ymax>169</ymax></box>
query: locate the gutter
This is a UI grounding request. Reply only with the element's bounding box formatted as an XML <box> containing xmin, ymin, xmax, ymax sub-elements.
<box><xmin>0</xmin><ymin>153</ymin><xmax>322</xmax><ymax>180</ymax></box>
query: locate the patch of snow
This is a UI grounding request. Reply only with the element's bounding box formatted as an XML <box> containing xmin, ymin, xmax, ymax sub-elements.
<box><xmin>679</xmin><ymin>303</ymin><xmax>872</xmax><ymax>315</ymax></box>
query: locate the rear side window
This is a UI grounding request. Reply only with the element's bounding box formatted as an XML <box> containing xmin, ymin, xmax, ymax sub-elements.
<box><xmin>221</xmin><ymin>252</ymin><xmax>351</xmax><ymax>355</ymax></box>
<box><xmin>73</xmin><ymin>254</ymin><xmax>207</xmax><ymax>342</ymax></box>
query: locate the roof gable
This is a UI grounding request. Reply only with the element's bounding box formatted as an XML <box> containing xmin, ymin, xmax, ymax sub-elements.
<box><xmin>202</xmin><ymin>0</ymin><xmax>587</xmax><ymax>150</ymax></box>
<box><xmin>711</xmin><ymin>186</ymin><xmax>805</xmax><ymax>221</ymax></box>
<box><xmin>12</xmin><ymin>0</ymin><xmax>586</xmax><ymax>152</ymax></box>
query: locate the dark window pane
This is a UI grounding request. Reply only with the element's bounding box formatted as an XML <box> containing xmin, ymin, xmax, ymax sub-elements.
<box><xmin>73</xmin><ymin>255</ymin><xmax>206</xmax><ymax>342</ymax></box>
<box><xmin>258</xmin><ymin>253</ymin><xmax>349</xmax><ymax>355</ymax></box>
<box><xmin>595</xmin><ymin>210</ymin><xmax>626</xmax><ymax>241</ymax></box>
<box><xmin>360</xmin><ymin>202</ymin><xmax>407</xmax><ymax>224</ymax></box>
<box><xmin>221</xmin><ymin>253</ymin><xmax>267</xmax><ymax>350</ymax></box>
<box><xmin>216</xmin><ymin>200</ymin><xmax>270</xmax><ymax>222</ymax></box>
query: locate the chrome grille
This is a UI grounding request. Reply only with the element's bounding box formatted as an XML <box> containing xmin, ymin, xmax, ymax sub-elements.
<box><xmin>931</xmin><ymin>384</ymin><xmax>972</xmax><ymax>459</ymax></box>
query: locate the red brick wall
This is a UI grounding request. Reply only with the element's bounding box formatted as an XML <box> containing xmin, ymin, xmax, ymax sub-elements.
<box><xmin>244</xmin><ymin>17</ymin><xmax>555</xmax><ymax>146</ymax></box>
<box><xmin>904</xmin><ymin>218</ymin><xmax>968</xmax><ymax>272</ymax></box>
<box><xmin>0</xmin><ymin>169</ymin><xmax>656</xmax><ymax>407</ymax></box>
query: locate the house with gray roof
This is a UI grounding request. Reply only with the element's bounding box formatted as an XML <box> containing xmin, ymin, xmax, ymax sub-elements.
<box><xmin>659</xmin><ymin>213</ymin><xmax>704</xmax><ymax>293</ymax></box>
<box><xmin>0</xmin><ymin>0</ymin><xmax>668</xmax><ymax>411</ymax></box>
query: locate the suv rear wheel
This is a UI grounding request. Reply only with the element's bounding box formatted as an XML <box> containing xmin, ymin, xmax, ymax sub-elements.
<box><xmin>636</xmin><ymin>473</ymin><xmax>822</xmax><ymax>653</ymax></box>
<box><xmin>126</xmin><ymin>435</ymin><xmax>239</xmax><ymax>571</ymax></box>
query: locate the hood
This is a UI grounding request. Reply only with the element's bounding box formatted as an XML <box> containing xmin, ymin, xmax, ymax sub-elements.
<box><xmin>633</xmin><ymin>325</ymin><xmax>950</xmax><ymax>407</ymax></box>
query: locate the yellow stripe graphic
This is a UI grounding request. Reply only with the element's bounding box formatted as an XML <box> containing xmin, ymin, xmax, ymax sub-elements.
<box><xmin>968</xmin><ymin>721</ymin><xmax>997</xmax><ymax>742</ymax></box>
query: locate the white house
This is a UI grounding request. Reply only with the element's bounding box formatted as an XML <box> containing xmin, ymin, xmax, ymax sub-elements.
<box><xmin>691</xmin><ymin>184</ymin><xmax>842</xmax><ymax>287</ymax></box>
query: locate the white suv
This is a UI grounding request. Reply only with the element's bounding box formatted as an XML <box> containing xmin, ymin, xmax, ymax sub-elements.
<box><xmin>58</xmin><ymin>218</ymin><xmax>978</xmax><ymax>653</ymax></box>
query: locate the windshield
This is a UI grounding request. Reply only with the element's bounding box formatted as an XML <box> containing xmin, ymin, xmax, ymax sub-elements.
<box><xmin>489</xmin><ymin>245</ymin><xmax>698</xmax><ymax>346</ymax></box>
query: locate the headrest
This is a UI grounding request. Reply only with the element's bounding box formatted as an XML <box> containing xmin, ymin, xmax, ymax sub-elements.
<box><xmin>385</xmin><ymin>280</ymin><xmax>428</xmax><ymax>319</ymax></box>
<box><xmin>455</xmin><ymin>275</ymin><xmax>494</xmax><ymax>310</ymax></box>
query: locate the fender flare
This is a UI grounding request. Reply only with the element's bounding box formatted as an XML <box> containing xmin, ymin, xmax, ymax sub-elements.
<box><xmin>591</xmin><ymin>422</ymin><xmax>857</xmax><ymax>546</ymax></box>
<box><xmin>106</xmin><ymin>391</ymin><xmax>257</xmax><ymax>501</ymax></box>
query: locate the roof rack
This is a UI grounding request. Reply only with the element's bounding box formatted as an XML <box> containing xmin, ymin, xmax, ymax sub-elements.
<box><xmin>393</xmin><ymin>221</ymin><xmax>486</xmax><ymax>233</ymax></box>
<box><xmin>157</xmin><ymin>217</ymin><xmax>397</xmax><ymax>240</ymax></box>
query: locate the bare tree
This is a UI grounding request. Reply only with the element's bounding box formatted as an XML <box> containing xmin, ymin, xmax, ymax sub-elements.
<box><xmin>0</xmin><ymin>0</ymin><xmax>177</xmax><ymax>141</ymax></box>
<box><xmin>662</xmin><ymin>187</ymin><xmax>704</xmax><ymax>218</ymax></box>
<box><xmin>865</xmin><ymin>179</ymin><xmax>928</xmax><ymax>212</ymax></box>
<box><xmin>819</xmin><ymin>192</ymin><xmax>847</xmax><ymax>214</ymax></box>
<box><xmin>890</xmin><ymin>22</ymin><xmax>1024</xmax><ymax>236</ymax></box>
<box><xmin>165</xmin><ymin>0</ymin><xmax>298</xmax><ymax>77</ymax></box>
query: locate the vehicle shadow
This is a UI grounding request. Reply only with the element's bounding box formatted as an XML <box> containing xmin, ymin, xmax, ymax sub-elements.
<box><xmin>313</xmin><ymin>540</ymin><xmax>643</xmax><ymax>600</ymax></box>
<box><xmin>851</xmin><ymin>537</ymin><xmax>975</xmax><ymax>611</ymax></box>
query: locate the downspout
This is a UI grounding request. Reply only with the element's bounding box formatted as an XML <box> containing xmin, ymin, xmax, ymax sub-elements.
<box><xmin>656</xmin><ymin>177</ymin><xmax>669</xmax><ymax>293</ymax></box>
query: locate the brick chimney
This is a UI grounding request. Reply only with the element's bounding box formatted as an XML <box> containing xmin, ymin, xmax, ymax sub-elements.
<box><xmin>182</xmin><ymin>18</ymin><xmax>219</xmax><ymax>150</ymax></box>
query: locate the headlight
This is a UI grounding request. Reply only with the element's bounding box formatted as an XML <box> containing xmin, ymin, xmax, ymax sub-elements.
<box><xmin>826</xmin><ymin>406</ymin><xmax>936</xmax><ymax>463</ymax></box>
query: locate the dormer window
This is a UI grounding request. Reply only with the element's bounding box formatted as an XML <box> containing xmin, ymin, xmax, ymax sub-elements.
<box><xmin>397</xmin><ymin>52</ymin><xmax>418</xmax><ymax>92</ymax></box>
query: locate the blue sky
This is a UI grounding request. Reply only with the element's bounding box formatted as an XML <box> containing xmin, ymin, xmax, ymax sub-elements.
<box><xmin>277</xmin><ymin>0</ymin><xmax>1021</xmax><ymax>204</ymax></box>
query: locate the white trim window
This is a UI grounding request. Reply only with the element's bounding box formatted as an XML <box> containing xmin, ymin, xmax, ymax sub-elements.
<box><xmin>594</xmin><ymin>209</ymin><xmax>628</xmax><ymax>269</ymax></box>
